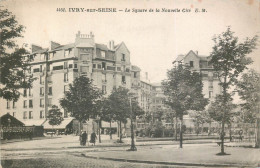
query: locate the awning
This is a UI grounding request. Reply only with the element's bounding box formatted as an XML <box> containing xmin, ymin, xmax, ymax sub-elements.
<box><xmin>43</xmin><ymin>117</ymin><xmax>74</xmax><ymax>129</ymax></box>
<box><xmin>22</xmin><ymin>119</ymin><xmax>46</xmax><ymax>126</ymax></box>
<box><xmin>101</xmin><ymin>121</ymin><xmax>117</xmax><ymax>128</ymax></box>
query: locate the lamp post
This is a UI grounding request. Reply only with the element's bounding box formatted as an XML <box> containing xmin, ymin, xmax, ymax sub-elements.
<box><xmin>128</xmin><ymin>96</ymin><xmax>137</xmax><ymax>151</ymax></box>
<box><xmin>96</xmin><ymin>115</ymin><xmax>101</xmax><ymax>143</ymax></box>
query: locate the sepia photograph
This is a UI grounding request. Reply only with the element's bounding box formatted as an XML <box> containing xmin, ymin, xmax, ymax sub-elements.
<box><xmin>1</xmin><ymin>0</ymin><xmax>260</xmax><ymax>167</ymax></box>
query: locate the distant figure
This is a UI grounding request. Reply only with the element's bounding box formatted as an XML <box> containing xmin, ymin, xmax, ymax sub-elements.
<box><xmin>90</xmin><ymin>132</ymin><xmax>97</xmax><ymax>146</ymax></box>
<box><xmin>81</xmin><ymin>131</ymin><xmax>87</xmax><ymax>146</ymax></box>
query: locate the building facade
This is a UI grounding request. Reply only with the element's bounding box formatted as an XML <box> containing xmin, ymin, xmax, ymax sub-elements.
<box><xmin>0</xmin><ymin>32</ymin><xmax>135</xmax><ymax>129</ymax></box>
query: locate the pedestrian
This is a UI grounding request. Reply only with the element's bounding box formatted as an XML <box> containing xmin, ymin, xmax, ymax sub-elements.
<box><xmin>90</xmin><ymin>132</ymin><xmax>97</xmax><ymax>146</ymax></box>
<box><xmin>81</xmin><ymin>131</ymin><xmax>87</xmax><ymax>146</ymax></box>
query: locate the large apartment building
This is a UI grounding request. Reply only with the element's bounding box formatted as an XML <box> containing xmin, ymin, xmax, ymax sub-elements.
<box><xmin>0</xmin><ymin>31</ymin><xmax>134</xmax><ymax>128</ymax></box>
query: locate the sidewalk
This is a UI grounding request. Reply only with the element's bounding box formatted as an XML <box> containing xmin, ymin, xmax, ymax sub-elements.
<box><xmin>82</xmin><ymin>144</ymin><xmax>260</xmax><ymax>167</ymax></box>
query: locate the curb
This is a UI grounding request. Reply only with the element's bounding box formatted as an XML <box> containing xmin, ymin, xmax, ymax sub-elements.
<box><xmin>0</xmin><ymin>136</ymin><xmax>61</xmax><ymax>144</ymax></box>
<box><xmin>80</xmin><ymin>153</ymin><xmax>253</xmax><ymax>167</ymax></box>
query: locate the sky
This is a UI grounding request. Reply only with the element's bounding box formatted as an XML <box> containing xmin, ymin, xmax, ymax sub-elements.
<box><xmin>2</xmin><ymin>0</ymin><xmax>260</xmax><ymax>83</ymax></box>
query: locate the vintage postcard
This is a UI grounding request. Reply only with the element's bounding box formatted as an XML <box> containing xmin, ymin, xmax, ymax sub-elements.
<box><xmin>1</xmin><ymin>0</ymin><xmax>260</xmax><ymax>167</ymax></box>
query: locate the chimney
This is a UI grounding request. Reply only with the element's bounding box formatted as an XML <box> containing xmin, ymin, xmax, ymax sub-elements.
<box><xmin>111</xmin><ymin>40</ymin><xmax>114</xmax><ymax>50</ymax></box>
<box><xmin>145</xmin><ymin>72</ymin><xmax>148</xmax><ymax>80</ymax></box>
<box><xmin>108</xmin><ymin>41</ymin><xmax>111</xmax><ymax>50</ymax></box>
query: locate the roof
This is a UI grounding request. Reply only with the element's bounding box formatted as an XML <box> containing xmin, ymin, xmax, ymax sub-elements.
<box><xmin>43</xmin><ymin>117</ymin><xmax>74</xmax><ymax>129</ymax></box>
<box><xmin>0</xmin><ymin>113</ymin><xmax>25</xmax><ymax>127</ymax></box>
<box><xmin>54</xmin><ymin>43</ymin><xmax>75</xmax><ymax>50</ymax></box>
<box><xmin>76</xmin><ymin>43</ymin><xmax>94</xmax><ymax>48</ymax></box>
<box><xmin>175</xmin><ymin>55</ymin><xmax>184</xmax><ymax>62</ymax></box>
<box><xmin>114</xmin><ymin>42</ymin><xmax>130</xmax><ymax>53</ymax></box>
<box><xmin>131</xmin><ymin>65</ymin><xmax>141</xmax><ymax>71</ymax></box>
<box><xmin>96</xmin><ymin>43</ymin><xmax>109</xmax><ymax>51</ymax></box>
<box><xmin>22</xmin><ymin>119</ymin><xmax>46</xmax><ymax>126</ymax></box>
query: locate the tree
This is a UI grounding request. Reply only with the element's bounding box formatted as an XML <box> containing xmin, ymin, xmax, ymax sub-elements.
<box><xmin>107</xmin><ymin>87</ymin><xmax>144</xmax><ymax>142</ymax></box>
<box><xmin>236</xmin><ymin>69</ymin><xmax>260</xmax><ymax>147</ymax></box>
<box><xmin>209</xmin><ymin>27</ymin><xmax>258</xmax><ymax>154</ymax></box>
<box><xmin>48</xmin><ymin>105</ymin><xmax>64</xmax><ymax>137</ymax></box>
<box><xmin>98</xmin><ymin>98</ymin><xmax>115</xmax><ymax>140</ymax></box>
<box><xmin>162</xmin><ymin>64</ymin><xmax>208</xmax><ymax>148</ymax></box>
<box><xmin>60</xmin><ymin>76</ymin><xmax>102</xmax><ymax>133</ymax></box>
<box><xmin>0</xmin><ymin>8</ymin><xmax>34</xmax><ymax>101</ymax></box>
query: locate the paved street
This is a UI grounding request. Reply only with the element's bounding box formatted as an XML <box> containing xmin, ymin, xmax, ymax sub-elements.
<box><xmin>1</xmin><ymin>135</ymin><xmax>260</xmax><ymax>167</ymax></box>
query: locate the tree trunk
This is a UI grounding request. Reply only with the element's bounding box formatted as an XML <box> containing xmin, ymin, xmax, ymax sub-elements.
<box><xmin>208</xmin><ymin>122</ymin><xmax>212</xmax><ymax>136</ymax></box>
<box><xmin>255</xmin><ymin>118</ymin><xmax>260</xmax><ymax>148</ymax></box>
<box><xmin>201</xmin><ymin>123</ymin><xmax>204</xmax><ymax>134</ymax></box>
<box><xmin>117</xmin><ymin>122</ymin><xmax>119</xmax><ymax>137</ymax></box>
<box><xmin>179</xmin><ymin>116</ymin><xmax>183</xmax><ymax>148</ymax></box>
<box><xmin>119</xmin><ymin>121</ymin><xmax>122</xmax><ymax>142</ymax></box>
<box><xmin>110</xmin><ymin>120</ymin><xmax>112</xmax><ymax>140</ymax></box>
<box><xmin>175</xmin><ymin>116</ymin><xmax>178</xmax><ymax>141</ymax></box>
<box><xmin>51</xmin><ymin>125</ymin><xmax>53</xmax><ymax>137</ymax></box>
<box><xmin>98</xmin><ymin>120</ymin><xmax>101</xmax><ymax>143</ymax></box>
<box><xmin>229</xmin><ymin>123</ymin><xmax>232</xmax><ymax>142</ymax></box>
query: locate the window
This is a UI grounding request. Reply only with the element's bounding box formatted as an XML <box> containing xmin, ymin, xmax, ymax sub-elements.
<box><xmin>122</xmin><ymin>54</ymin><xmax>125</xmax><ymax>61</ymax></box>
<box><xmin>101</xmin><ymin>51</ymin><xmax>105</xmax><ymax>58</ymax></box>
<box><xmin>40</xmin><ymin>110</ymin><xmax>44</xmax><ymax>119</ymax></box>
<box><xmin>98</xmin><ymin>64</ymin><xmax>102</xmax><ymax>69</ymax></box>
<box><xmin>190</xmin><ymin>61</ymin><xmax>194</xmax><ymax>67</ymax></box>
<box><xmin>102</xmin><ymin>62</ymin><xmax>106</xmax><ymax>70</ymax></box>
<box><xmin>209</xmin><ymin>91</ymin><xmax>213</xmax><ymax>98</ymax></box>
<box><xmin>13</xmin><ymin>112</ymin><xmax>16</xmax><ymax>117</ymax></box>
<box><xmin>13</xmin><ymin>101</ymin><xmax>16</xmax><ymax>109</ymax></box>
<box><xmin>122</xmin><ymin>76</ymin><xmax>126</xmax><ymax>84</ymax></box>
<box><xmin>29</xmin><ymin>88</ymin><xmax>33</xmax><ymax>97</ymax></box>
<box><xmin>48</xmin><ymin>98</ymin><xmax>52</xmax><ymax>107</ymax></box>
<box><xmin>69</xmin><ymin>64</ymin><xmax>73</xmax><ymax>68</ymax></box>
<box><xmin>74</xmin><ymin>64</ymin><xmax>78</xmax><ymax>69</ymax></box>
<box><xmin>40</xmin><ymin>98</ymin><xmax>44</xmax><ymax>107</ymax></box>
<box><xmin>6</xmin><ymin>101</ymin><xmax>10</xmax><ymax>109</ymax></box>
<box><xmin>23</xmin><ymin>100</ymin><xmax>27</xmax><ymax>108</ymax></box>
<box><xmin>102</xmin><ymin>85</ymin><xmax>106</xmax><ymax>94</ymax></box>
<box><xmin>81</xmin><ymin>54</ymin><xmax>90</xmax><ymax>61</ymax></box>
<box><xmin>23</xmin><ymin>89</ymin><xmax>27</xmax><ymax>97</ymax></box>
<box><xmin>48</xmin><ymin>87</ymin><xmax>52</xmax><ymax>95</ymax></box>
<box><xmin>117</xmin><ymin>67</ymin><xmax>121</xmax><ymax>71</ymax></box>
<box><xmin>33</xmin><ymin>68</ymin><xmax>40</xmax><ymax>73</ymax></box>
<box><xmin>80</xmin><ymin>66</ymin><xmax>89</xmax><ymax>73</ymax></box>
<box><xmin>40</xmin><ymin>65</ymin><xmax>42</xmax><ymax>72</ymax></box>
<box><xmin>64</xmin><ymin>73</ymin><xmax>68</xmax><ymax>82</ymax></box>
<box><xmin>23</xmin><ymin>111</ymin><xmax>27</xmax><ymax>119</ymax></box>
<box><xmin>64</xmin><ymin>62</ymin><xmax>68</xmax><ymax>69</ymax></box>
<box><xmin>29</xmin><ymin>111</ymin><xmax>33</xmax><ymax>119</ymax></box>
<box><xmin>40</xmin><ymin>76</ymin><xmax>44</xmax><ymax>84</ymax></box>
<box><xmin>53</xmin><ymin>65</ymin><xmax>63</xmax><ymax>71</ymax></box>
<box><xmin>40</xmin><ymin>87</ymin><xmax>44</xmax><ymax>96</ymax></box>
<box><xmin>29</xmin><ymin>100</ymin><xmax>33</xmax><ymax>108</ymax></box>
<box><xmin>64</xmin><ymin>50</ymin><xmax>70</xmax><ymax>57</ymax></box>
<box><xmin>93</xmin><ymin>64</ymin><xmax>96</xmax><ymax>69</ymax></box>
<box><xmin>134</xmin><ymin>72</ymin><xmax>137</xmax><ymax>78</ymax></box>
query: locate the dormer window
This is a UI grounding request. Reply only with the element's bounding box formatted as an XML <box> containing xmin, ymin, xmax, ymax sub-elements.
<box><xmin>64</xmin><ymin>50</ymin><xmax>70</xmax><ymax>57</ymax></box>
<box><xmin>101</xmin><ymin>51</ymin><xmax>105</xmax><ymax>58</ymax></box>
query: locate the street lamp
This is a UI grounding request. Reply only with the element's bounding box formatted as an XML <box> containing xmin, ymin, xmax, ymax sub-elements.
<box><xmin>96</xmin><ymin>115</ymin><xmax>101</xmax><ymax>143</ymax></box>
<box><xmin>127</xmin><ymin>96</ymin><xmax>137</xmax><ymax>151</ymax></box>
